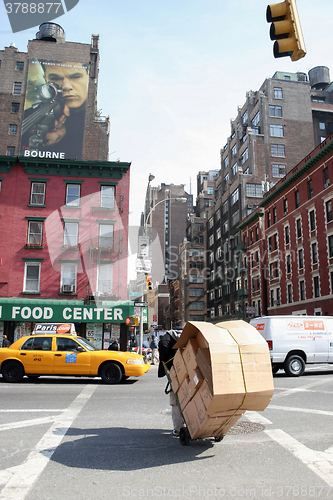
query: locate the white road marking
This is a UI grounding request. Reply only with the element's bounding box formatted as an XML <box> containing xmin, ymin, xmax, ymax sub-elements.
<box><xmin>268</xmin><ymin>405</ymin><xmax>333</xmax><ymax>417</ymax></box>
<box><xmin>0</xmin><ymin>409</ymin><xmax>62</xmax><ymax>413</ymax></box>
<box><xmin>265</xmin><ymin>429</ymin><xmax>333</xmax><ymax>487</ymax></box>
<box><xmin>0</xmin><ymin>384</ymin><xmax>96</xmax><ymax>500</ymax></box>
<box><xmin>273</xmin><ymin>378</ymin><xmax>332</xmax><ymax>399</ymax></box>
<box><xmin>0</xmin><ymin>416</ymin><xmax>57</xmax><ymax>432</ymax></box>
<box><xmin>245</xmin><ymin>411</ymin><xmax>272</xmax><ymax>425</ymax></box>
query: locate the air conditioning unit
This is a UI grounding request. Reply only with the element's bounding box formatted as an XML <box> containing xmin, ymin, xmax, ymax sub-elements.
<box><xmin>62</xmin><ymin>284</ymin><xmax>75</xmax><ymax>293</ymax></box>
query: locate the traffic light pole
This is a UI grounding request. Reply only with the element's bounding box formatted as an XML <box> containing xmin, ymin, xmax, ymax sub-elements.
<box><xmin>139</xmin><ymin>306</ymin><xmax>143</xmax><ymax>355</ymax></box>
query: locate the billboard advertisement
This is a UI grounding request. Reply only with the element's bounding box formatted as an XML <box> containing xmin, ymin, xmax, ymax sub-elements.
<box><xmin>19</xmin><ymin>58</ymin><xmax>89</xmax><ymax>160</ymax></box>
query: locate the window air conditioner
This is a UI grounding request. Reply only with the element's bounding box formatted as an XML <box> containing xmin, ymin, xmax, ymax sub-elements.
<box><xmin>62</xmin><ymin>284</ymin><xmax>75</xmax><ymax>293</ymax></box>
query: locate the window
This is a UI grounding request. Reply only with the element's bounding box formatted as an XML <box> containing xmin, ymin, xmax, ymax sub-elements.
<box><xmin>207</xmin><ymin>186</ymin><xmax>214</xmax><ymax>195</ymax></box>
<box><xmin>241</xmin><ymin>148</ymin><xmax>248</xmax><ymax>164</ymax></box>
<box><xmin>11</xmin><ymin>102</ymin><xmax>20</xmax><ymax>113</ymax></box>
<box><xmin>274</xmin><ymin>87</ymin><xmax>283</xmax><ymax>98</ymax></box>
<box><xmin>21</xmin><ymin>336</ymin><xmax>52</xmax><ymax>351</ymax></box>
<box><xmin>24</xmin><ymin>262</ymin><xmax>41</xmax><ymax>293</ymax></box>
<box><xmin>323</xmin><ymin>167</ymin><xmax>330</xmax><ymax>188</ymax></box>
<box><xmin>231</xmin><ymin>144</ymin><xmax>237</xmax><ymax>156</ymax></box>
<box><xmin>56</xmin><ymin>337</ymin><xmax>82</xmax><ymax>352</ymax></box>
<box><xmin>271</xmin><ymin>144</ymin><xmax>285</xmax><ymax>157</ymax></box>
<box><xmin>189</xmin><ymin>288</ymin><xmax>204</xmax><ymax>297</ymax></box>
<box><xmin>13</xmin><ymin>82</ymin><xmax>22</xmax><ymax>95</ymax></box>
<box><xmin>267</xmin><ymin>211</ymin><xmax>271</xmax><ymax>228</ymax></box>
<box><xmin>319</xmin><ymin>122</ymin><xmax>325</xmax><ymax>130</ymax></box>
<box><xmin>27</xmin><ymin>221</ymin><xmax>43</xmax><ymax>246</ymax></box>
<box><xmin>189</xmin><ymin>301</ymin><xmax>204</xmax><ymax>311</ymax></box>
<box><xmin>231</xmin><ymin>188</ymin><xmax>239</xmax><ymax>205</ymax></box>
<box><xmin>232</xmin><ymin>163</ymin><xmax>237</xmax><ymax>176</ymax></box>
<box><xmin>283</xmin><ymin>199</ymin><xmax>288</xmax><ymax>215</ymax></box>
<box><xmin>9</xmin><ymin>124</ymin><xmax>17</xmax><ymax>135</ymax></box>
<box><xmin>30</xmin><ymin>182</ymin><xmax>46</xmax><ymax>205</ymax></box>
<box><xmin>246</xmin><ymin>183</ymin><xmax>263</xmax><ymax>198</ymax></box>
<box><xmin>308</xmin><ymin>180</ymin><xmax>313</xmax><ymax>199</ymax></box>
<box><xmin>312</xmin><ymin>242</ymin><xmax>318</xmax><ymax>264</ymax></box>
<box><xmin>314</xmin><ymin>276</ymin><xmax>320</xmax><ymax>298</ymax></box>
<box><xmin>100</xmin><ymin>185</ymin><xmax>115</xmax><ymax>208</ymax></box>
<box><xmin>222</xmin><ymin>201</ymin><xmax>228</xmax><ymax>215</ymax></box>
<box><xmin>252</xmin><ymin>111</ymin><xmax>260</xmax><ymax>127</ymax></box>
<box><xmin>189</xmin><ymin>275</ymin><xmax>204</xmax><ymax>283</ymax></box>
<box><xmin>273</xmin><ymin>207</ymin><xmax>277</xmax><ymax>224</ymax></box>
<box><xmin>285</xmin><ymin>225</ymin><xmax>290</xmax><ymax>245</ymax></box>
<box><xmin>66</xmin><ymin>184</ymin><xmax>80</xmax><ymax>206</ymax></box>
<box><xmin>272</xmin><ymin>164</ymin><xmax>286</xmax><ymax>178</ymax></box>
<box><xmin>295</xmin><ymin>189</ymin><xmax>300</xmax><ymax>208</ymax></box>
<box><xmin>286</xmin><ymin>254</ymin><xmax>291</xmax><ymax>274</ymax></box>
<box><xmin>296</xmin><ymin>218</ymin><xmax>302</xmax><ymax>239</ymax></box>
<box><xmin>61</xmin><ymin>264</ymin><xmax>77</xmax><ymax>292</ymax></box>
<box><xmin>309</xmin><ymin>210</ymin><xmax>316</xmax><ymax>231</ymax></box>
<box><xmin>63</xmin><ymin>222</ymin><xmax>78</xmax><ymax>247</ymax></box>
<box><xmin>97</xmin><ymin>263</ymin><xmax>113</xmax><ymax>296</ymax></box>
<box><xmin>329</xmin><ymin>235</ymin><xmax>333</xmax><ymax>258</ymax></box>
<box><xmin>6</xmin><ymin>147</ymin><xmax>15</xmax><ymax>156</ymax></box>
<box><xmin>208</xmin><ymin>217</ymin><xmax>214</xmax><ymax>229</ymax></box>
<box><xmin>224</xmin><ymin>156</ymin><xmax>229</xmax><ymax>169</ymax></box>
<box><xmin>270</xmin><ymin>124</ymin><xmax>284</xmax><ymax>137</ymax></box>
<box><xmin>99</xmin><ymin>224</ymin><xmax>114</xmax><ymax>248</ymax></box>
<box><xmin>16</xmin><ymin>61</ymin><xmax>24</xmax><ymax>71</ymax></box>
<box><xmin>300</xmin><ymin>280</ymin><xmax>305</xmax><ymax>301</ymax></box>
<box><xmin>242</xmin><ymin>110</ymin><xmax>248</xmax><ymax>125</ymax></box>
<box><xmin>231</xmin><ymin>210</ymin><xmax>239</xmax><ymax>227</ymax></box>
<box><xmin>298</xmin><ymin>248</ymin><xmax>304</xmax><ymax>269</ymax></box>
<box><xmin>209</xmin><ymin>234</ymin><xmax>214</xmax><ymax>246</ymax></box>
<box><xmin>269</xmin><ymin>105</ymin><xmax>282</xmax><ymax>117</ymax></box>
<box><xmin>225</xmin><ymin>173</ymin><xmax>229</xmax><ymax>182</ymax></box>
<box><xmin>326</xmin><ymin>200</ymin><xmax>332</xmax><ymax>222</ymax></box>
<box><xmin>287</xmin><ymin>284</ymin><xmax>292</xmax><ymax>303</ymax></box>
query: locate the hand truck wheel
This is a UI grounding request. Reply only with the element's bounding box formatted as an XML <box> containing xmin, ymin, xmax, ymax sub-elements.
<box><xmin>179</xmin><ymin>427</ymin><xmax>191</xmax><ymax>446</ymax></box>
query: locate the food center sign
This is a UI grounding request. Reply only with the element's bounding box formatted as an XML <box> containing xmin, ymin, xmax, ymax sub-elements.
<box><xmin>0</xmin><ymin>302</ymin><xmax>133</xmax><ymax>323</ymax></box>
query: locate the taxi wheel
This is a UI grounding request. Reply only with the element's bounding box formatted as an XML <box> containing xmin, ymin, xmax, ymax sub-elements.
<box><xmin>2</xmin><ymin>361</ymin><xmax>24</xmax><ymax>383</ymax></box>
<box><xmin>100</xmin><ymin>362</ymin><xmax>123</xmax><ymax>384</ymax></box>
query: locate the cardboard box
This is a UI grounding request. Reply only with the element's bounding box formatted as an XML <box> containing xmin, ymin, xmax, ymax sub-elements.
<box><xmin>196</xmin><ymin>347</ymin><xmax>213</xmax><ymax>393</ymax></box>
<box><xmin>169</xmin><ymin>365</ymin><xmax>179</xmax><ymax>394</ymax></box>
<box><xmin>174</xmin><ymin>320</ymin><xmax>274</xmax><ymax>416</ymax></box>
<box><xmin>173</xmin><ymin>349</ymin><xmax>188</xmax><ymax>386</ymax></box>
<box><xmin>178</xmin><ymin>377</ymin><xmax>191</xmax><ymax>410</ymax></box>
<box><xmin>182</xmin><ymin>338</ymin><xmax>199</xmax><ymax>374</ymax></box>
<box><xmin>188</xmin><ymin>367</ymin><xmax>204</xmax><ymax>399</ymax></box>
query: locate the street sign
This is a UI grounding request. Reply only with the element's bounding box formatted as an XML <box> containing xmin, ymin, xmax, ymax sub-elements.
<box><xmin>135</xmin><ymin>257</ymin><xmax>152</xmax><ymax>273</ymax></box>
<box><xmin>138</xmin><ymin>236</ymin><xmax>149</xmax><ymax>257</ymax></box>
<box><xmin>246</xmin><ymin>306</ymin><xmax>255</xmax><ymax>315</ymax></box>
<box><xmin>134</xmin><ymin>301</ymin><xmax>148</xmax><ymax>307</ymax></box>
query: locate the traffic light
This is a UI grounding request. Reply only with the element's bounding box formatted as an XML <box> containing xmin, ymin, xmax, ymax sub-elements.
<box><xmin>125</xmin><ymin>316</ymin><xmax>135</xmax><ymax>326</ymax></box>
<box><xmin>266</xmin><ymin>0</ymin><xmax>306</xmax><ymax>61</ymax></box>
<box><xmin>146</xmin><ymin>275</ymin><xmax>152</xmax><ymax>291</ymax></box>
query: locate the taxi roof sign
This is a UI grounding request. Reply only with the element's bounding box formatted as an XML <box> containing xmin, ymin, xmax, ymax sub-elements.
<box><xmin>32</xmin><ymin>323</ymin><xmax>76</xmax><ymax>335</ymax></box>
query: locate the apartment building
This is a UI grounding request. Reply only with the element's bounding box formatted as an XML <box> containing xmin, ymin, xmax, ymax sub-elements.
<box><xmin>206</xmin><ymin>66</ymin><xmax>333</xmax><ymax>320</ymax></box>
<box><xmin>239</xmin><ymin>135</ymin><xmax>333</xmax><ymax>317</ymax></box>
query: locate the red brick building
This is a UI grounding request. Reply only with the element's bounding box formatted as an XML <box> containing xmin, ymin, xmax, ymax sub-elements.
<box><xmin>239</xmin><ymin>135</ymin><xmax>333</xmax><ymax>317</ymax></box>
<box><xmin>0</xmin><ymin>147</ymin><xmax>131</xmax><ymax>346</ymax></box>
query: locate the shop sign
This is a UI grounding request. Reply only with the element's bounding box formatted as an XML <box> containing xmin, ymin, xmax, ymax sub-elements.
<box><xmin>0</xmin><ymin>302</ymin><xmax>133</xmax><ymax>323</ymax></box>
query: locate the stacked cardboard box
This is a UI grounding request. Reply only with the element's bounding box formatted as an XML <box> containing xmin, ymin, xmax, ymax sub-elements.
<box><xmin>169</xmin><ymin>320</ymin><xmax>274</xmax><ymax>440</ymax></box>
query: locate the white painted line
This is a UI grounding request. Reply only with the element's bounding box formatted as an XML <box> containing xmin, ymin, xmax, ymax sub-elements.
<box><xmin>245</xmin><ymin>411</ymin><xmax>272</xmax><ymax>425</ymax></box>
<box><xmin>268</xmin><ymin>405</ymin><xmax>333</xmax><ymax>417</ymax></box>
<box><xmin>0</xmin><ymin>384</ymin><xmax>97</xmax><ymax>500</ymax></box>
<box><xmin>0</xmin><ymin>416</ymin><xmax>57</xmax><ymax>432</ymax></box>
<box><xmin>0</xmin><ymin>409</ymin><xmax>62</xmax><ymax>413</ymax></box>
<box><xmin>273</xmin><ymin>378</ymin><xmax>332</xmax><ymax>399</ymax></box>
<box><xmin>265</xmin><ymin>428</ymin><xmax>333</xmax><ymax>487</ymax></box>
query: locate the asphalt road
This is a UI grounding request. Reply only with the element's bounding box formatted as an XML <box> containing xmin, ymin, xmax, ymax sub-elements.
<box><xmin>0</xmin><ymin>364</ymin><xmax>333</xmax><ymax>500</ymax></box>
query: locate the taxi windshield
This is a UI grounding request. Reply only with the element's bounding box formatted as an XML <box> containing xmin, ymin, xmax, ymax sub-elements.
<box><xmin>76</xmin><ymin>337</ymin><xmax>98</xmax><ymax>351</ymax></box>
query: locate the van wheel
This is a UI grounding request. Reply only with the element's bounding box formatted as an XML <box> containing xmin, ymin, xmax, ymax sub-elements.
<box><xmin>284</xmin><ymin>355</ymin><xmax>305</xmax><ymax>377</ymax></box>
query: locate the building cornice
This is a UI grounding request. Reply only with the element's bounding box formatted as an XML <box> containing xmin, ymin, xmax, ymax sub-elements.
<box><xmin>0</xmin><ymin>156</ymin><xmax>131</xmax><ymax>179</ymax></box>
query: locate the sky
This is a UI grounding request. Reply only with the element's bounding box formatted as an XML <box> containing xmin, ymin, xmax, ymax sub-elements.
<box><xmin>1</xmin><ymin>0</ymin><xmax>333</xmax><ymax>280</ymax></box>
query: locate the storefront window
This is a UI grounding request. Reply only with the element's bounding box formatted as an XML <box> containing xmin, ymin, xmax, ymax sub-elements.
<box><xmin>14</xmin><ymin>322</ymin><xmax>32</xmax><ymax>342</ymax></box>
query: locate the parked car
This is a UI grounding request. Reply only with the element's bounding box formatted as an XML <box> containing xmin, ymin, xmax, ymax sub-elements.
<box><xmin>0</xmin><ymin>329</ymin><xmax>149</xmax><ymax>384</ymax></box>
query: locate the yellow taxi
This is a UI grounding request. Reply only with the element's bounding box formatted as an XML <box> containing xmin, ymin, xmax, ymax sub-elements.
<box><xmin>0</xmin><ymin>324</ymin><xmax>149</xmax><ymax>384</ymax></box>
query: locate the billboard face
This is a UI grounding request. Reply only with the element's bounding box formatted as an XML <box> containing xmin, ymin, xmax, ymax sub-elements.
<box><xmin>20</xmin><ymin>58</ymin><xmax>89</xmax><ymax>160</ymax></box>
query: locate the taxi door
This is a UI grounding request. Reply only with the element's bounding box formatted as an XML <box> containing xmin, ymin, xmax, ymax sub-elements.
<box><xmin>18</xmin><ymin>336</ymin><xmax>54</xmax><ymax>374</ymax></box>
<box><xmin>53</xmin><ymin>337</ymin><xmax>91</xmax><ymax>375</ymax></box>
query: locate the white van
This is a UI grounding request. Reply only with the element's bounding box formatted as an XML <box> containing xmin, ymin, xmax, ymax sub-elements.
<box><xmin>250</xmin><ymin>316</ymin><xmax>333</xmax><ymax>376</ymax></box>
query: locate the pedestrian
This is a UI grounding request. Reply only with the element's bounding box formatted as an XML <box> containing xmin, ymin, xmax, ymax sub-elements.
<box><xmin>2</xmin><ymin>335</ymin><xmax>10</xmax><ymax>348</ymax></box>
<box><xmin>108</xmin><ymin>339</ymin><xmax>119</xmax><ymax>351</ymax></box>
<box><xmin>158</xmin><ymin>324</ymin><xmax>185</xmax><ymax>436</ymax></box>
<box><xmin>150</xmin><ymin>334</ymin><xmax>159</xmax><ymax>365</ymax></box>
